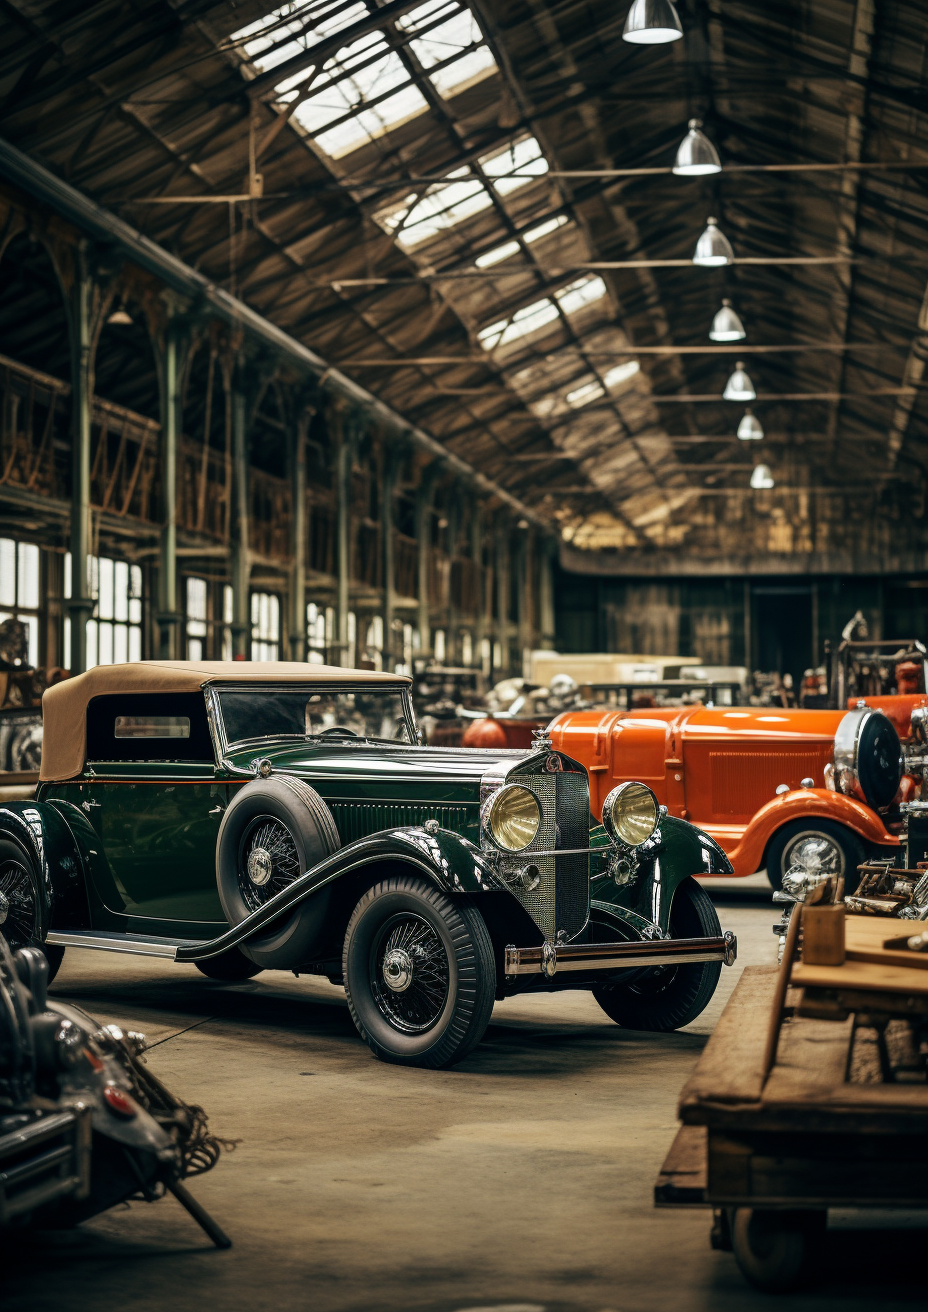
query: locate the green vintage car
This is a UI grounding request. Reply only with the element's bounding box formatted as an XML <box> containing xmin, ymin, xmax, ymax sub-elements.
<box><xmin>0</xmin><ymin>662</ymin><xmax>736</xmax><ymax>1068</ymax></box>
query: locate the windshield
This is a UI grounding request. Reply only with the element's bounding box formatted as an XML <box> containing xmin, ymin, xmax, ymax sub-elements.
<box><xmin>217</xmin><ymin>687</ymin><xmax>413</xmax><ymax>747</ymax></box>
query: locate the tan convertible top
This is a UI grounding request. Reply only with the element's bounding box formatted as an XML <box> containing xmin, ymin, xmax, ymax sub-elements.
<box><xmin>40</xmin><ymin>661</ymin><xmax>411</xmax><ymax>782</ymax></box>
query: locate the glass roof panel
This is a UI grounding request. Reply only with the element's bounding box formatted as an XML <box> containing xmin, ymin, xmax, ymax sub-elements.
<box><xmin>483</xmin><ymin>136</ymin><xmax>549</xmax><ymax>194</ymax></box>
<box><xmin>399</xmin><ymin>2</ymin><xmax>497</xmax><ymax>98</ymax></box>
<box><xmin>394</xmin><ymin>168</ymin><xmax>492</xmax><ymax>247</ymax></box>
<box><xmin>475</xmin><ymin>240</ymin><xmax>519</xmax><ymax>267</ymax></box>
<box><xmin>565</xmin><ymin>379</ymin><xmax>605</xmax><ymax>408</ymax></box>
<box><xmin>477</xmin><ymin>297</ymin><xmax>560</xmax><ymax>350</ymax></box>
<box><xmin>556</xmin><ymin>276</ymin><xmax>607</xmax><ymax>315</ymax></box>
<box><xmin>604</xmin><ymin>360</ymin><xmax>640</xmax><ymax>389</ymax></box>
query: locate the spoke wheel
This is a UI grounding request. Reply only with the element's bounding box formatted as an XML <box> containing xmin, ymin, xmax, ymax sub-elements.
<box><xmin>765</xmin><ymin>819</ymin><xmax>865</xmax><ymax>893</ymax></box>
<box><xmin>0</xmin><ymin>852</ymin><xmax>38</xmax><ymax>948</ymax></box>
<box><xmin>238</xmin><ymin>816</ymin><xmax>301</xmax><ymax>913</ymax></box>
<box><xmin>369</xmin><ymin>913</ymin><xmax>450</xmax><ymax>1034</ymax></box>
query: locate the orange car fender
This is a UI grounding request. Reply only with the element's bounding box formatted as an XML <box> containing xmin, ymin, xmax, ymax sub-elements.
<box><xmin>725</xmin><ymin>788</ymin><xmax>898</xmax><ymax>876</ymax></box>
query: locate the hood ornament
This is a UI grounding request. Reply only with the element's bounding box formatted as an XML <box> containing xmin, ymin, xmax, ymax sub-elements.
<box><xmin>532</xmin><ymin>725</ymin><xmax>553</xmax><ymax>751</ymax></box>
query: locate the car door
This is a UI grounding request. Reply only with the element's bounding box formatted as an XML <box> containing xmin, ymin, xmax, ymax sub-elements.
<box><xmin>79</xmin><ymin>691</ymin><xmax>228</xmax><ymax>931</ymax></box>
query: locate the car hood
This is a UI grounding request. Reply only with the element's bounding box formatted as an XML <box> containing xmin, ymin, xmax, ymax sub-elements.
<box><xmin>224</xmin><ymin>740</ymin><xmax>528</xmax><ymax>784</ymax></box>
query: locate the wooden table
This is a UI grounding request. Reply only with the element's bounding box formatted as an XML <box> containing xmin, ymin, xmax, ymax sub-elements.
<box><xmin>654</xmin><ymin>964</ymin><xmax>928</xmax><ymax>1291</ymax></box>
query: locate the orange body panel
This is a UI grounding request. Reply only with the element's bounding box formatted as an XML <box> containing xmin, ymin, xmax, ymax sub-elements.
<box><xmin>847</xmin><ymin>693</ymin><xmax>927</xmax><ymax>741</ymax></box>
<box><xmin>548</xmin><ymin>703</ymin><xmax>901</xmax><ymax>877</ymax></box>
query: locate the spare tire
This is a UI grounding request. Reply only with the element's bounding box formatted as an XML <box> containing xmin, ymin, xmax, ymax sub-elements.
<box><xmin>216</xmin><ymin>776</ymin><xmax>340</xmax><ymax>969</ymax></box>
<box><xmin>834</xmin><ymin>708</ymin><xmax>902</xmax><ymax>810</ymax></box>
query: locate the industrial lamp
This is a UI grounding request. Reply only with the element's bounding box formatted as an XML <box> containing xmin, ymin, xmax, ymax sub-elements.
<box><xmin>723</xmin><ymin>362</ymin><xmax>755</xmax><ymax>401</ymax></box>
<box><xmin>709</xmin><ymin>298</ymin><xmax>745</xmax><ymax>341</ymax></box>
<box><xmin>693</xmin><ymin>217</ymin><xmax>734</xmax><ymax>267</ymax></box>
<box><xmin>750</xmin><ymin>463</ymin><xmax>774</xmax><ymax>489</ymax></box>
<box><xmin>737</xmin><ymin>409</ymin><xmax>764</xmax><ymax>440</ymax></box>
<box><xmin>107</xmin><ymin>303</ymin><xmax>133</xmax><ymax>325</ymax></box>
<box><xmin>622</xmin><ymin>0</ymin><xmax>683</xmax><ymax>44</ymax></box>
<box><xmin>673</xmin><ymin>120</ymin><xmax>721</xmax><ymax>176</ymax></box>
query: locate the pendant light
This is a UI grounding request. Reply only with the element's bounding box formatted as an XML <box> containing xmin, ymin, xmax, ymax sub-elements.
<box><xmin>750</xmin><ymin>463</ymin><xmax>774</xmax><ymax>489</ymax></box>
<box><xmin>622</xmin><ymin>0</ymin><xmax>683</xmax><ymax>44</ymax></box>
<box><xmin>723</xmin><ymin>362</ymin><xmax>755</xmax><ymax>401</ymax></box>
<box><xmin>673</xmin><ymin>120</ymin><xmax>721</xmax><ymax>176</ymax></box>
<box><xmin>709</xmin><ymin>298</ymin><xmax>745</xmax><ymax>342</ymax></box>
<box><xmin>107</xmin><ymin>303</ymin><xmax>133</xmax><ymax>326</ymax></box>
<box><xmin>737</xmin><ymin>409</ymin><xmax>764</xmax><ymax>440</ymax></box>
<box><xmin>693</xmin><ymin>217</ymin><xmax>734</xmax><ymax>267</ymax></box>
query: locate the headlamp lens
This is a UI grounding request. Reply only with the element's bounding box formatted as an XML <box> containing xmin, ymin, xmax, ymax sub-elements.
<box><xmin>488</xmin><ymin>785</ymin><xmax>541</xmax><ymax>852</ymax></box>
<box><xmin>604</xmin><ymin>781</ymin><xmax>659</xmax><ymax>847</ymax></box>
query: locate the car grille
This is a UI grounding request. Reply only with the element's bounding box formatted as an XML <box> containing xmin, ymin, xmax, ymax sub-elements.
<box><xmin>497</xmin><ymin>768</ymin><xmax>590</xmax><ymax>942</ymax></box>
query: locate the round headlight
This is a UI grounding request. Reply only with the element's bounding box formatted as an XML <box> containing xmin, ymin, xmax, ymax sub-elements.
<box><xmin>485</xmin><ymin>785</ymin><xmax>541</xmax><ymax>852</ymax></box>
<box><xmin>602</xmin><ymin>781</ymin><xmax>659</xmax><ymax>848</ymax></box>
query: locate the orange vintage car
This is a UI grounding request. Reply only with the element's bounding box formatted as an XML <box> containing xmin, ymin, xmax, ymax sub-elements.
<box><xmin>546</xmin><ymin>698</ymin><xmax>927</xmax><ymax>890</ymax></box>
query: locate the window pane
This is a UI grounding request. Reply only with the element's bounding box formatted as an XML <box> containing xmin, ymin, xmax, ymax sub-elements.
<box><xmin>86</xmin><ymin>619</ymin><xmax>98</xmax><ymax>669</ymax></box>
<box><xmin>0</xmin><ymin>539</ymin><xmax>14</xmax><ymax>607</ymax></box>
<box><xmin>18</xmin><ymin>543</ymin><xmax>39</xmax><ymax>609</ymax></box>
<box><xmin>98</xmin><ymin>557</ymin><xmax>114</xmax><ymax>621</ymax></box>
<box><xmin>115</xmin><ymin>715</ymin><xmax>190</xmax><ymax>739</ymax></box>
<box><xmin>98</xmin><ymin>621</ymin><xmax>114</xmax><ymax>666</ymax></box>
<box><xmin>114</xmin><ymin>623</ymin><xmax>128</xmax><ymax>664</ymax></box>
<box><xmin>64</xmin><ymin>551</ymin><xmax>72</xmax><ymax>601</ymax></box>
<box><xmin>129</xmin><ymin>626</ymin><xmax>141</xmax><ymax>662</ymax></box>
<box><xmin>114</xmin><ymin>560</ymin><xmax>129</xmax><ymax>622</ymax></box>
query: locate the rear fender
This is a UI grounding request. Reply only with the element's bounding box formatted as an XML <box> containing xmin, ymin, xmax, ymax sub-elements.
<box><xmin>729</xmin><ymin>788</ymin><xmax>898</xmax><ymax>875</ymax></box>
<box><xmin>591</xmin><ymin>814</ymin><xmax>730</xmax><ymax>936</ymax></box>
<box><xmin>178</xmin><ymin>826</ymin><xmax>508</xmax><ymax>962</ymax></box>
<box><xmin>0</xmin><ymin>799</ymin><xmax>90</xmax><ymax>931</ymax></box>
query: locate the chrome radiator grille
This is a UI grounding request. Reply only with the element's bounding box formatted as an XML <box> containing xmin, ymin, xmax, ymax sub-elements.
<box><xmin>497</xmin><ymin>769</ymin><xmax>590</xmax><ymax>942</ymax></box>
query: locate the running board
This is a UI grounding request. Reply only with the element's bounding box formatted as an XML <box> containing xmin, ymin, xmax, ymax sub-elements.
<box><xmin>45</xmin><ymin>930</ymin><xmax>208</xmax><ymax>960</ymax></box>
<box><xmin>504</xmin><ymin>931</ymin><xmax>737</xmax><ymax>979</ymax></box>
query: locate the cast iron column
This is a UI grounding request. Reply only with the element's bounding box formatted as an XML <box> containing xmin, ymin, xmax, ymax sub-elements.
<box><xmin>289</xmin><ymin>409</ymin><xmax>309</xmax><ymax>661</ymax></box>
<box><xmin>495</xmin><ymin>518</ymin><xmax>511</xmax><ymax>678</ymax></box>
<box><xmin>67</xmin><ymin>243</ymin><xmax>94</xmax><ymax>674</ymax></box>
<box><xmin>230</xmin><ymin>388</ymin><xmax>250</xmax><ymax>658</ymax></box>
<box><xmin>157</xmin><ymin>322</ymin><xmax>181</xmax><ymax>658</ymax></box>
<box><xmin>539</xmin><ymin>537</ymin><xmax>556</xmax><ymax>649</ymax></box>
<box><xmin>381</xmin><ymin>443</ymin><xmax>402</xmax><ymax>672</ymax></box>
<box><xmin>415</xmin><ymin>463</ymin><xmax>440</xmax><ymax>660</ymax></box>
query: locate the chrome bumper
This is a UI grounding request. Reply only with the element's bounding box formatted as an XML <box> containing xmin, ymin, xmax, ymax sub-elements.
<box><xmin>503</xmin><ymin>930</ymin><xmax>737</xmax><ymax>979</ymax></box>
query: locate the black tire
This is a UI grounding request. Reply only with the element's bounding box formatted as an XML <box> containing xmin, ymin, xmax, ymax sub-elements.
<box><xmin>765</xmin><ymin>818</ymin><xmax>865</xmax><ymax>893</ymax></box>
<box><xmin>592</xmin><ymin>877</ymin><xmax>722</xmax><ymax>1032</ymax></box>
<box><xmin>343</xmin><ymin>875</ymin><xmax>496</xmax><ymax>1069</ymax></box>
<box><xmin>730</xmin><ymin>1208</ymin><xmax>825</xmax><ymax>1292</ymax></box>
<box><xmin>194</xmin><ymin>948</ymin><xmax>264</xmax><ymax>981</ymax></box>
<box><xmin>0</xmin><ymin>834</ymin><xmax>64</xmax><ymax>983</ymax></box>
<box><xmin>216</xmin><ymin>776</ymin><xmax>340</xmax><ymax>970</ymax></box>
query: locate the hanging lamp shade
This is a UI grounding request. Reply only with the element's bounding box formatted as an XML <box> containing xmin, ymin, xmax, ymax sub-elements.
<box><xmin>750</xmin><ymin>463</ymin><xmax>774</xmax><ymax>489</ymax></box>
<box><xmin>709</xmin><ymin>298</ymin><xmax>745</xmax><ymax>341</ymax></box>
<box><xmin>693</xmin><ymin>217</ymin><xmax>734</xmax><ymax>267</ymax></box>
<box><xmin>723</xmin><ymin>362</ymin><xmax>755</xmax><ymax>401</ymax></box>
<box><xmin>107</xmin><ymin>306</ymin><xmax>133</xmax><ymax>326</ymax></box>
<box><xmin>673</xmin><ymin>120</ymin><xmax>721</xmax><ymax>176</ymax></box>
<box><xmin>737</xmin><ymin>408</ymin><xmax>764</xmax><ymax>440</ymax></box>
<box><xmin>622</xmin><ymin>0</ymin><xmax>683</xmax><ymax>44</ymax></box>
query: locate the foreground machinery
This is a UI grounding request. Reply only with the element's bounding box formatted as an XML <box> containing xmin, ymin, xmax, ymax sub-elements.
<box><xmin>0</xmin><ymin>937</ymin><xmax>229</xmax><ymax>1242</ymax></box>
<box><xmin>550</xmin><ymin>701</ymin><xmax>926</xmax><ymax>889</ymax></box>
<box><xmin>0</xmin><ymin>661</ymin><xmax>736</xmax><ymax>1070</ymax></box>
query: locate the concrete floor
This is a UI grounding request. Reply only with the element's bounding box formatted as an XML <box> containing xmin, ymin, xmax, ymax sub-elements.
<box><xmin>3</xmin><ymin>875</ymin><xmax>925</xmax><ymax>1311</ymax></box>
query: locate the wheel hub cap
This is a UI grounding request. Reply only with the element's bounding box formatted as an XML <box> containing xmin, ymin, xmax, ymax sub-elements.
<box><xmin>382</xmin><ymin>947</ymin><xmax>414</xmax><ymax>992</ymax></box>
<box><xmin>789</xmin><ymin>836</ymin><xmax>840</xmax><ymax>876</ymax></box>
<box><xmin>247</xmin><ymin>846</ymin><xmax>273</xmax><ymax>886</ymax></box>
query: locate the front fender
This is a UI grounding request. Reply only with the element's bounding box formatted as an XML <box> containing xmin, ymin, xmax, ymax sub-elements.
<box><xmin>726</xmin><ymin>788</ymin><xmax>898</xmax><ymax>875</ymax></box>
<box><xmin>0</xmin><ymin>799</ymin><xmax>90</xmax><ymax>932</ymax></box>
<box><xmin>591</xmin><ymin>814</ymin><xmax>729</xmax><ymax>936</ymax></box>
<box><xmin>178</xmin><ymin>826</ymin><xmax>507</xmax><ymax>962</ymax></box>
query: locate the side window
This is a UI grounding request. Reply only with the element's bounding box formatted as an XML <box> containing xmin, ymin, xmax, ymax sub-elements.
<box><xmin>86</xmin><ymin>693</ymin><xmax>214</xmax><ymax>763</ymax></box>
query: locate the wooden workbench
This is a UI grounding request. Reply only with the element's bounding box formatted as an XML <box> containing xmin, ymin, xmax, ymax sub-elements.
<box><xmin>655</xmin><ymin>962</ymin><xmax>928</xmax><ymax>1290</ymax></box>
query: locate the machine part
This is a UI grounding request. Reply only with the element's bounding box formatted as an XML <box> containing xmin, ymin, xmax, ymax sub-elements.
<box><xmin>833</xmin><ymin>707</ymin><xmax>902</xmax><ymax>809</ymax></box>
<box><xmin>216</xmin><ymin>776</ymin><xmax>340</xmax><ymax>969</ymax></box>
<box><xmin>764</xmin><ymin>819</ymin><xmax>865</xmax><ymax>893</ymax></box>
<box><xmin>591</xmin><ymin>879</ymin><xmax>727</xmax><ymax>1031</ymax></box>
<box><xmin>601</xmin><ymin>781</ymin><xmax>659</xmax><ymax>848</ymax></box>
<box><xmin>342</xmin><ymin>875</ymin><xmax>495</xmax><ymax>1068</ymax></box>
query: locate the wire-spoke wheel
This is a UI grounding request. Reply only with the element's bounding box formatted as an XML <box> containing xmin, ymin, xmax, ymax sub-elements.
<box><xmin>238</xmin><ymin>816</ymin><xmax>301</xmax><ymax>913</ymax></box>
<box><xmin>343</xmin><ymin>875</ymin><xmax>496</xmax><ymax>1068</ymax></box>
<box><xmin>765</xmin><ymin>819</ymin><xmax>865</xmax><ymax>893</ymax></box>
<box><xmin>0</xmin><ymin>834</ymin><xmax>63</xmax><ymax>983</ymax></box>
<box><xmin>369</xmin><ymin>913</ymin><xmax>450</xmax><ymax>1034</ymax></box>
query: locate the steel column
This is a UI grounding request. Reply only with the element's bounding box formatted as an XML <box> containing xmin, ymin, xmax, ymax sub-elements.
<box><xmin>334</xmin><ymin>405</ymin><xmax>352</xmax><ymax>667</ymax></box>
<box><xmin>381</xmin><ymin>444</ymin><xmax>402</xmax><ymax>672</ymax></box>
<box><xmin>495</xmin><ymin>520</ymin><xmax>511</xmax><ymax>677</ymax></box>
<box><xmin>539</xmin><ymin>538</ymin><xmax>556</xmax><ymax>649</ymax></box>
<box><xmin>230</xmin><ymin>389</ymin><xmax>250</xmax><ymax>658</ymax></box>
<box><xmin>157</xmin><ymin>324</ymin><xmax>181</xmax><ymax>659</ymax></box>
<box><xmin>67</xmin><ymin>244</ymin><xmax>93</xmax><ymax>674</ymax></box>
<box><xmin>415</xmin><ymin>464</ymin><xmax>440</xmax><ymax>659</ymax></box>
<box><xmin>289</xmin><ymin>410</ymin><xmax>309</xmax><ymax>661</ymax></box>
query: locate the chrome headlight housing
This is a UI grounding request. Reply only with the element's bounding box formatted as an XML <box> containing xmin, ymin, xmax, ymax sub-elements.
<box><xmin>833</xmin><ymin>708</ymin><xmax>902</xmax><ymax>810</ymax></box>
<box><xmin>483</xmin><ymin>784</ymin><xmax>541</xmax><ymax>852</ymax></box>
<box><xmin>602</xmin><ymin>781</ymin><xmax>659</xmax><ymax>848</ymax></box>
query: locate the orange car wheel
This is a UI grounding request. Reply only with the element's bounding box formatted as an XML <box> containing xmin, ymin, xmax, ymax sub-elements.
<box><xmin>764</xmin><ymin>819</ymin><xmax>865</xmax><ymax>894</ymax></box>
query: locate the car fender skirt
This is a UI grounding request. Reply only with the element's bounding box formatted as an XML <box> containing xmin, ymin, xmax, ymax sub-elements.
<box><xmin>178</xmin><ymin>827</ymin><xmax>505</xmax><ymax>965</ymax></box>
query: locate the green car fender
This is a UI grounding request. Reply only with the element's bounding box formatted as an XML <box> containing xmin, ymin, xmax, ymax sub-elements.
<box><xmin>589</xmin><ymin>815</ymin><xmax>732</xmax><ymax>936</ymax></box>
<box><xmin>0</xmin><ymin>798</ymin><xmax>92</xmax><ymax>932</ymax></box>
<box><xmin>180</xmin><ymin>825</ymin><xmax>510</xmax><ymax>963</ymax></box>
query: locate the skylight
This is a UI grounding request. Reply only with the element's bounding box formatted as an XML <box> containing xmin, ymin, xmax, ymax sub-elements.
<box><xmin>397</xmin><ymin>0</ymin><xmax>497</xmax><ymax>99</ymax></box>
<box><xmin>565</xmin><ymin>379</ymin><xmax>605</xmax><ymax>408</ymax></box>
<box><xmin>556</xmin><ymin>276</ymin><xmax>607</xmax><ymax>315</ymax></box>
<box><xmin>604</xmin><ymin>360</ymin><xmax>640</xmax><ymax>388</ymax></box>
<box><xmin>386</xmin><ymin>135</ymin><xmax>551</xmax><ymax>247</ymax></box>
<box><xmin>474</xmin><ymin>215</ymin><xmax>569</xmax><ymax>267</ymax></box>
<box><xmin>478</xmin><ymin>297</ymin><xmax>560</xmax><ymax>350</ymax></box>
